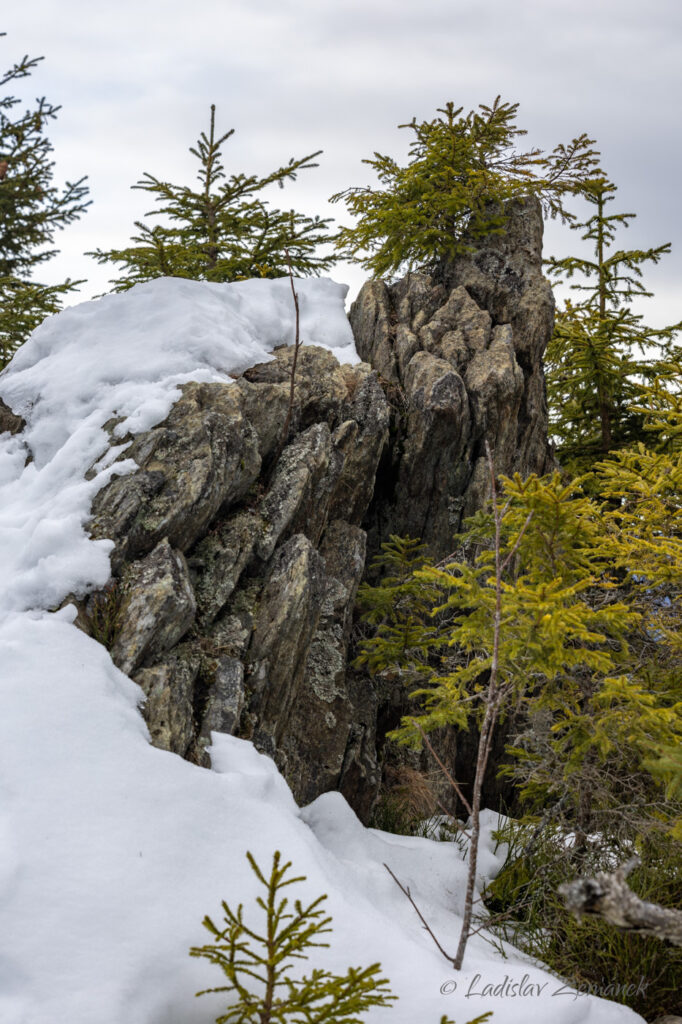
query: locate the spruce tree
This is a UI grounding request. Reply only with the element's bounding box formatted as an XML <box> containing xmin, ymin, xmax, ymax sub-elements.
<box><xmin>545</xmin><ymin>177</ymin><xmax>681</xmax><ymax>468</ymax></box>
<box><xmin>357</xmin><ymin>455</ymin><xmax>682</xmax><ymax>968</ymax></box>
<box><xmin>331</xmin><ymin>97</ymin><xmax>601</xmax><ymax>280</ymax></box>
<box><xmin>0</xmin><ymin>34</ymin><xmax>90</xmax><ymax>367</ymax></box>
<box><xmin>190</xmin><ymin>850</ymin><xmax>396</xmax><ymax>1023</ymax></box>
<box><xmin>89</xmin><ymin>105</ymin><xmax>335</xmax><ymax>290</ymax></box>
<box><xmin>359</xmin><ymin>465</ymin><xmax>681</xmax><ymax>836</ymax></box>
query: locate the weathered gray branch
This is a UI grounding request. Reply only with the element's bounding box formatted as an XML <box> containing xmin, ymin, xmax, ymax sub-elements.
<box><xmin>559</xmin><ymin>856</ymin><xmax>682</xmax><ymax>946</ymax></box>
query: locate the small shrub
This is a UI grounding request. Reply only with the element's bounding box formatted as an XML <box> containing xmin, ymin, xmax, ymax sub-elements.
<box><xmin>190</xmin><ymin>850</ymin><xmax>396</xmax><ymax>1023</ymax></box>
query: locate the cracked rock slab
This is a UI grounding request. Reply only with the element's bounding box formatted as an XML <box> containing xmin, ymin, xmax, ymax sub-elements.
<box><xmin>89</xmin><ymin>381</ymin><xmax>262</xmax><ymax>570</ymax></box>
<box><xmin>110</xmin><ymin>538</ymin><xmax>197</xmax><ymax>676</ymax></box>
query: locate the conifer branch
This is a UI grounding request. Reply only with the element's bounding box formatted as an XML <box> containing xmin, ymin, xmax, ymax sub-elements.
<box><xmin>191</xmin><ymin>851</ymin><xmax>396</xmax><ymax>1022</ymax></box>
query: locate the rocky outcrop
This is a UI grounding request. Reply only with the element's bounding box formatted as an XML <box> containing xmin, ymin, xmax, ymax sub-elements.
<box><xmin>89</xmin><ymin>382</ymin><xmax>263</xmax><ymax>572</ymax></box>
<box><xmin>110</xmin><ymin>538</ymin><xmax>196</xmax><ymax>676</ymax></box>
<box><xmin>76</xmin><ymin>196</ymin><xmax>555</xmax><ymax>817</ymax></box>
<box><xmin>351</xmin><ymin>195</ymin><xmax>555</xmax><ymax>563</ymax></box>
<box><xmin>85</xmin><ymin>347</ymin><xmax>391</xmax><ymax>808</ymax></box>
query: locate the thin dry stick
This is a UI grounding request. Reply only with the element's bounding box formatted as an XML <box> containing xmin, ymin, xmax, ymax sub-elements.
<box><xmin>383</xmin><ymin>863</ymin><xmax>456</xmax><ymax>966</ymax></box>
<box><xmin>409</xmin><ymin>717</ymin><xmax>473</xmax><ymax>817</ymax></box>
<box><xmin>280</xmin><ymin>247</ymin><xmax>302</xmax><ymax>446</ymax></box>
<box><xmin>387</xmin><ymin>444</ymin><xmax>530</xmax><ymax>970</ymax></box>
<box><xmin>452</xmin><ymin>440</ymin><xmax>504</xmax><ymax>970</ymax></box>
<box><xmin>500</xmin><ymin>511</ymin><xmax>533</xmax><ymax>575</ymax></box>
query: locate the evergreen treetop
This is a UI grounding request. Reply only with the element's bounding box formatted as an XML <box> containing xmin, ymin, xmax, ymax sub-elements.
<box><xmin>331</xmin><ymin>97</ymin><xmax>601</xmax><ymax>280</ymax></box>
<box><xmin>89</xmin><ymin>105</ymin><xmax>335</xmax><ymax>290</ymax></box>
<box><xmin>546</xmin><ymin>178</ymin><xmax>673</xmax><ymax>312</ymax></box>
<box><xmin>544</xmin><ymin>177</ymin><xmax>681</xmax><ymax>466</ymax></box>
<box><xmin>0</xmin><ymin>34</ymin><xmax>90</xmax><ymax>366</ymax></box>
<box><xmin>190</xmin><ymin>850</ymin><xmax>396</xmax><ymax>1023</ymax></box>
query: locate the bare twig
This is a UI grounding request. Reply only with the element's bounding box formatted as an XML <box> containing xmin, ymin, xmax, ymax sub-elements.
<box><xmin>409</xmin><ymin>717</ymin><xmax>473</xmax><ymax>817</ymax></box>
<box><xmin>500</xmin><ymin>510</ymin><xmax>533</xmax><ymax>575</ymax></box>
<box><xmin>280</xmin><ymin>247</ymin><xmax>302</xmax><ymax>447</ymax></box>
<box><xmin>383</xmin><ymin>863</ymin><xmax>456</xmax><ymax>966</ymax></box>
<box><xmin>452</xmin><ymin>440</ymin><xmax>504</xmax><ymax>970</ymax></box>
<box><xmin>394</xmin><ymin>443</ymin><xmax>534</xmax><ymax>971</ymax></box>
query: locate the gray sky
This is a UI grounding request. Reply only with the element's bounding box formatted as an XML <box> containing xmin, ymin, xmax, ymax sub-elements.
<box><xmin>3</xmin><ymin>0</ymin><xmax>681</xmax><ymax>326</ymax></box>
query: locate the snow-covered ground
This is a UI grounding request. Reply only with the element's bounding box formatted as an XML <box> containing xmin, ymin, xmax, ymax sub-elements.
<box><xmin>0</xmin><ymin>278</ymin><xmax>643</xmax><ymax>1024</ymax></box>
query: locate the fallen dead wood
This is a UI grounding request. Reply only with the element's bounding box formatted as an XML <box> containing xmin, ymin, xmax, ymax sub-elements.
<box><xmin>559</xmin><ymin>856</ymin><xmax>682</xmax><ymax>947</ymax></box>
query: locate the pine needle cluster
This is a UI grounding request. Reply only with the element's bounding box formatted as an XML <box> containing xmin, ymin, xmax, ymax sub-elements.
<box><xmin>190</xmin><ymin>850</ymin><xmax>396</xmax><ymax>1024</ymax></box>
<box><xmin>331</xmin><ymin>97</ymin><xmax>601</xmax><ymax>280</ymax></box>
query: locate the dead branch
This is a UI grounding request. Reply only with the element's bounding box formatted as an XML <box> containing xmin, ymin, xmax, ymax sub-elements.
<box><xmin>500</xmin><ymin>510</ymin><xmax>533</xmax><ymax>575</ymax></box>
<box><xmin>383</xmin><ymin>862</ymin><xmax>456</xmax><ymax>966</ymax></box>
<box><xmin>409</xmin><ymin>717</ymin><xmax>473</xmax><ymax>817</ymax></box>
<box><xmin>559</xmin><ymin>856</ymin><xmax>682</xmax><ymax>946</ymax></box>
<box><xmin>280</xmin><ymin>247</ymin><xmax>302</xmax><ymax>446</ymax></box>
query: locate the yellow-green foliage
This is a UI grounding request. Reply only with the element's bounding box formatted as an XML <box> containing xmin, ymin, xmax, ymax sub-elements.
<box><xmin>331</xmin><ymin>97</ymin><xmax>600</xmax><ymax>280</ymax></box>
<box><xmin>358</xmin><ymin>457</ymin><xmax>682</xmax><ymax>832</ymax></box>
<box><xmin>355</xmin><ymin>534</ymin><xmax>438</xmax><ymax>686</ymax></box>
<box><xmin>545</xmin><ymin>178</ymin><xmax>681</xmax><ymax>469</ymax></box>
<box><xmin>190</xmin><ymin>851</ymin><xmax>396</xmax><ymax>1024</ymax></box>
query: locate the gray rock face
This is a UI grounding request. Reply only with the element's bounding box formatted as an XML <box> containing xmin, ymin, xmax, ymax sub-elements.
<box><xmin>276</xmin><ymin>521</ymin><xmax>368</xmax><ymax>804</ymax></box>
<box><xmin>351</xmin><ymin>196</ymin><xmax>554</xmax><ymax>563</ymax></box>
<box><xmin>81</xmin><ymin>196</ymin><xmax>555</xmax><ymax>818</ymax></box>
<box><xmin>255</xmin><ymin>424</ymin><xmax>332</xmax><ymax>560</ymax></box>
<box><xmin>248</xmin><ymin>534</ymin><xmax>326</xmax><ymax>748</ymax></box>
<box><xmin>89</xmin><ymin>382</ymin><xmax>262</xmax><ymax>572</ymax></box>
<box><xmin>0</xmin><ymin>397</ymin><xmax>25</xmax><ymax>436</ymax></box>
<box><xmin>134</xmin><ymin>643</ymin><xmax>201</xmax><ymax>756</ymax></box>
<box><xmin>83</xmin><ymin>348</ymin><xmax>390</xmax><ymax>807</ymax></box>
<box><xmin>198</xmin><ymin>656</ymin><xmax>246</xmax><ymax>747</ymax></box>
<box><xmin>110</xmin><ymin>538</ymin><xmax>196</xmax><ymax>676</ymax></box>
<box><xmin>188</xmin><ymin>510</ymin><xmax>261</xmax><ymax>627</ymax></box>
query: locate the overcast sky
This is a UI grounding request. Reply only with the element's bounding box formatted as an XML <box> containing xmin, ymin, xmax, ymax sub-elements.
<box><xmin>3</xmin><ymin>0</ymin><xmax>681</xmax><ymax>326</ymax></box>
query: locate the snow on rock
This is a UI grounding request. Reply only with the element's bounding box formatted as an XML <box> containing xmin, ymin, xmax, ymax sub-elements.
<box><xmin>0</xmin><ymin>279</ymin><xmax>643</xmax><ymax>1024</ymax></box>
<box><xmin>0</xmin><ymin>276</ymin><xmax>356</xmax><ymax>615</ymax></box>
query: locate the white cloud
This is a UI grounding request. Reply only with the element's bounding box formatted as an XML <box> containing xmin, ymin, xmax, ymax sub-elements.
<box><xmin>2</xmin><ymin>0</ymin><xmax>680</xmax><ymax>320</ymax></box>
